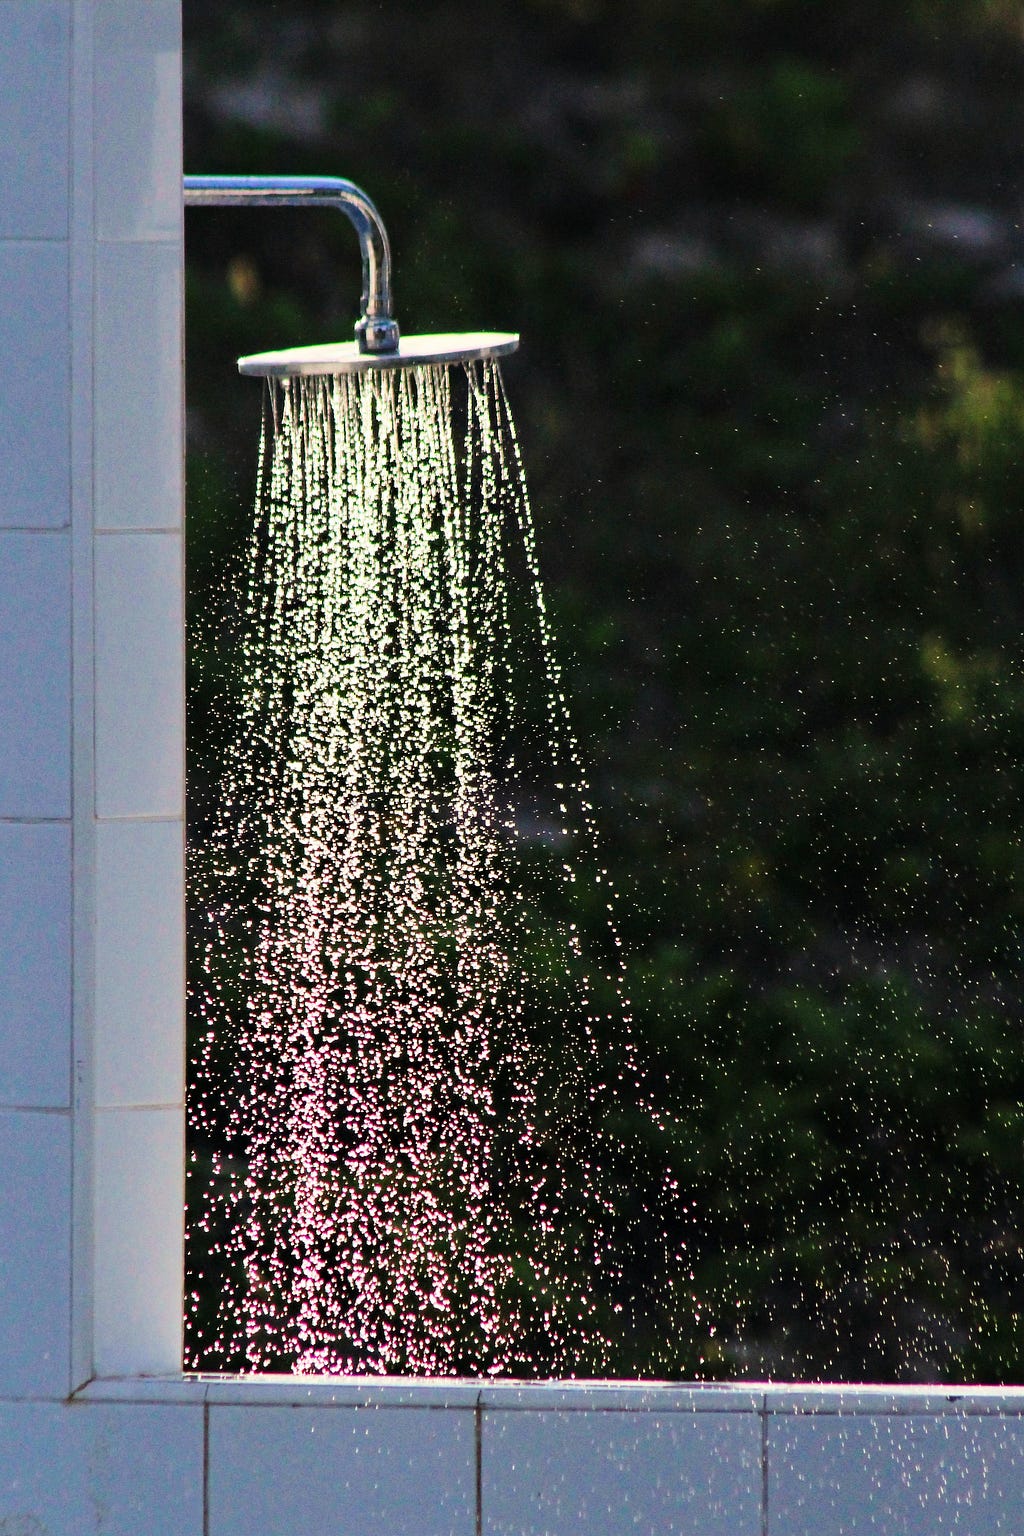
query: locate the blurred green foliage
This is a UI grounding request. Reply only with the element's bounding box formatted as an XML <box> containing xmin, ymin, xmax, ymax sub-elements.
<box><xmin>701</xmin><ymin>59</ymin><xmax>860</xmax><ymax>209</ymax></box>
<box><xmin>185</xmin><ymin>0</ymin><xmax>1024</xmax><ymax>1380</ymax></box>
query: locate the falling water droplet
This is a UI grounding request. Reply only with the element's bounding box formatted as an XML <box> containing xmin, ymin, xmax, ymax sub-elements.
<box><xmin>186</xmin><ymin>360</ymin><xmax>687</xmax><ymax>1376</ymax></box>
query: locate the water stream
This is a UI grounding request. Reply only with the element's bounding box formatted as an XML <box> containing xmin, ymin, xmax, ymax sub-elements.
<box><xmin>186</xmin><ymin>361</ymin><xmax>683</xmax><ymax>1375</ymax></box>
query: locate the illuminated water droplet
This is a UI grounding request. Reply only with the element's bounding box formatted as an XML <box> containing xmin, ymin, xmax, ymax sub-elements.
<box><xmin>186</xmin><ymin>362</ymin><xmax>684</xmax><ymax>1376</ymax></box>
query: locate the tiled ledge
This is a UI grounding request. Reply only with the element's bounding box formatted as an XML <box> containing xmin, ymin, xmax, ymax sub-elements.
<box><xmin>70</xmin><ymin>1375</ymin><xmax>1024</xmax><ymax>1415</ymax></box>
<box><xmin>20</xmin><ymin>1374</ymin><xmax>1024</xmax><ymax>1536</ymax></box>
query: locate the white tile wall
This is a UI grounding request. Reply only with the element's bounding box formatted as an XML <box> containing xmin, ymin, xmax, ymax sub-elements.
<box><xmin>208</xmin><ymin>1406</ymin><xmax>477</xmax><ymax>1536</ymax></box>
<box><xmin>0</xmin><ymin>2</ymin><xmax>71</xmax><ymax>239</ymax></box>
<box><xmin>95</xmin><ymin>0</ymin><xmax>182</xmax><ymax>243</ymax></box>
<box><xmin>94</xmin><ymin>243</ymin><xmax>183</xmax><ymax>529</ymax></box>
<box><xmin>2</xmin><ymin>1391</ymin><xmax>1024</xmax><ymax>1533</ymax></box>
<box><xmin>96</xmin><ymin>818</ymin><xmax>183</xmax><ymax>1106</ymax></box>
<box><xmin>0</xmin><ymin>244</ymin><xmax>71</xmax><ymax>526</ymax></box>
<box><xmin>768</xmin><ymin>1413</ymin><xmax>1024</xmax><ymax>1536</ymax></box>
<box><xmin>94</xmin><ymin>531</ymin><xmax>183</xmax><ymax>817</ymax></box>
<box><xmin>0</xmin><ymin>531</ymin><xmax>71</xmax><ymax>817</ymax></box>
<box><xmin>82</xmin><ymin>0</ymin><xmax>187</xmax><ymax>1385</ymax></box>
<box><xmin>482</xmin><ymin>1408</ymin><xmax>762</xmax><ymax>1536</ymax></box>
<box><xmin>0</xmin><ymin>1110</ymin><xmax>71</xmax><ymax>1396</ymax></box>
<box><xmin>94</xmin><ymin>1106</ymin><xmax>183</xmax><ymax>1375</ymax></box>
<box><xmin>0</xmin><ymin>822</ymin><xmax>71</xmax><ymax>1107</ymax></box>
<box><xmin>0</xmin><ymin>1400</ymin><xmax>203</xmax><ymax>1534</ymax></box>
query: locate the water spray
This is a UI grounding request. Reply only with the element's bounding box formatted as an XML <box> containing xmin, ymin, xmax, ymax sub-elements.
<box><xmin>184</xmin><ymin>173</ymin><xmax>679</xmax><ymax>1377</ymax></box>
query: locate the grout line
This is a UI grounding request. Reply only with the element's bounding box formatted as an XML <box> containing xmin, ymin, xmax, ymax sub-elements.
<box><xmin>466</xmin><ymin>1405</ymin><xmax>757</xmax><ymax>1415</ymax></box>
<box><xmin>203</xmin><ymin>1404</ymin><xmax>211</xmax><ymax>1536</ymax></box>
<box><xmin>475</xmin><ymin>1395</ymin><xmax>483</xmax><ymax>1536</ymax></box>
<box><xmin>94</xmin><ymin>1103</ymin><xmax>185</xmax><ymax>1113</ymax></box>
<box><xmin>0</xmin><ymin>235</ymin><xmax>74</xmax><ymax>246</ymax></box>
<box><xmin>0</xmin><ymin>816</ymin><xmax>73</xmax><ymax>825</ymax></box>
<box><xmin>0</xmin><ymin>1105</ymin><xmax>72</xmax><ymax>1116</ymax></box>
<box><xmin>761</xmin><ymin>1396</ymin><xmax>769</xmax><ymax>1536</ymax></box>
<box><xmin>94</xmin><ymin>526</ymin><xmax>182</xmax><ymax>536</ymax></box>
<box><xmin>65</xmin><ymin>1394</ymin><xmax>198</xmax><ymax>1408</ymax></box>
<box><xmin>96</xmin><ymin>235</ymin><xmax>182</xmax><ymax>249</ymax></box>
<box><xmin>94</xmin><ymin>813</ymin><xmax>184</xmax><ymax>825</ymax></box>
<box><xmin>81</xmin><ymin>1392</ymin><xmax>483</xmax><ymax>1408</ymax></box>
<box><xmin>68</xmin><ymin>0</ymin><xmax>98</xmax><ymax>1397</ymax></box>
<box><xmin>2</xmin><ymin>1389</ymin><xmax>92</xmax><ymax>1405</ymax></box>
<box><xmin>0</xmin><ymin>524</ymin><xmax>72</xmax><ymax>534</ymax></box>
<box><xmin>78</xmin><ymin>1387</ymin><xmax>1024</xmax><ymax>1413</ymax></box>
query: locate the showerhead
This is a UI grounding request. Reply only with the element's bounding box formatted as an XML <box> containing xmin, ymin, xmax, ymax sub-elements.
<box><xmin>184</xmin><ymin>175</ymin><xmax>520</xmax><ymax>376</ymax></box>
<box><xmin>237</xmin><ymin>332</ymin><xmax>520</xmax><ymax>377</ymax></box>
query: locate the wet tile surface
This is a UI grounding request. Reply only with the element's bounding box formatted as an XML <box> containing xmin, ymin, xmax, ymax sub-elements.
<box><xmin>209</xmin><ymin>1405</ymin><xmax>476</xmax><ymax>1536</ymax></box>
<box><xmin>95</xmin><ymin>0</ymin><xmax>182</xmax><ymax>242</ymax></box>
<box><xmin>482</xmin><ymin>1407</ymin><xmax>762</xmax><ymax>1535</ymax></box>
<box><xmin>94</xmin><ymin>532</ymin><xmax>183</xmax><ymax>818</ymax></box>
<box><xmin>0</xmin><ymin>3</ymin><xmax>70</xmax><ymax>239</ymax></box>
<box><xmin>0</xmin><ymin>245</ymin><xmax>70</xmax><ymax>526</ymax></box>
<box><xmin>0</xmin><ymin>822</ymin><xmax>71</xmax><ymax>1107</ymax></box>
<box><xmin>0</xmin><ymin>1401</ymin><xmax>202</xmax><ymax>1534</ymax></box>
<box><xmin>94</xmin><ymin>1107</ymin><xmax>183</xmax><ymax>1376</ymax></box>
<box><xmin>0</xmin><ymin>1111</ymin><xmax>70</xmax><ymax>1396</ymax></box>
<box><xmin>768</xmin><ymin>1412</ymin><xmax>1024</xmax><ymax>1535</ymax></box>
<box><xmin>0</xmin><ymin>532</ymin><xmax>71</xmax><ymax>816</ymax></box>
<box><xmin>94</xmin><ymin>243</ymin><xmax>182</xmax><ymax>531</ymax></box>
<box><xmin>96</xmin><ymin>818</ymin><xmax>183</xmax><ymax>1107</ymax></box>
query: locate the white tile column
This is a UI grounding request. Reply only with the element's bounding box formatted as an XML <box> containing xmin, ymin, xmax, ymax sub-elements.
<box><xmin>87</xmin><ymin>0</ymin><xmax>185</xmax><ymax>1378</ymax></box>
<box><xmin>0</xmin><ymin>0</ymin><xmax>188</xmax><ymax>1397</ymax></box>
<box><xmin>0</xmin><ymin>0</ymin><xmax>195</xmax><ymax>1395</ymax></box>
<box><xmin>0</xmin><ymin>0</ymin><xmax>76</xmax><ymax>1400</ymax></box>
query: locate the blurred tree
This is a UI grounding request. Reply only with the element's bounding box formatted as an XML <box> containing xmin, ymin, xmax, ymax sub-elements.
<box><xmin>185</xmin><ymin>0</ymin><xmax>1024</xmax><ymax>1381</ymax></box>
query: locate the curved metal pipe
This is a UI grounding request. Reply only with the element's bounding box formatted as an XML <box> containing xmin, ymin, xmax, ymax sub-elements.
<box><xmin>183</xmin><ymin>174</ymin><xmax>400</xmax><ymax>354</ymax></box>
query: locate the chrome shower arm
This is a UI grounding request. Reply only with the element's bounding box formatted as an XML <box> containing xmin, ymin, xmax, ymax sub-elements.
<box><xmin>183</xmin><ymin>174</ymin><xmax>400</xmax><ymax>355</ymax></box>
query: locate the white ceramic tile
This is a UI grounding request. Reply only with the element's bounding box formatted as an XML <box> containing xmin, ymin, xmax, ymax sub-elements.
<box><xmin>766</xmin><ymin>1385</ymin><xmax>1024</xmax><ymax>1416</ymax></box>
<box><xmin>0</xmin><ymin>1401</ymin><xmax>203</xmax><ymax>1535</ymax></box>
<box><xmin>480</xmin><ymin>1383</ymin><xmax>763</xmax><ymax>1412</ymax></box>
<box><xmin>0</xmin><ymin>822</ymin><xmax>71</xmax><ymax>1106</ymax></box>
<box><xmin>0</xmin><ymin>243</ymin><xmax>70</xmax><ymax>527</ymax></box>
<box><xmin>209</xmin><ymin>1406</ymin><xmax>476</xmax><ymax>1536</ymax></box>
<box><xmin>95</xmin><ymin>532</ymin><xmax>183</xmax><ymax>817</ymax></box>
<box><xmin>96</xmin><ymin>818</ymin><xmax>183</xmax><ymax>1106</ymax></box>
<box><xmin>768</xmin><ymin>1414</ymin><xmax>1024</xmax><ymax>1536</ymax></box>
<box><xmin>77</xmin><ymin>1375</ymin><xmax>208</xmax><ymax>1403</ymax></box>
<box><xmin>0</xmin><ymin>2</ymin><xmax>71</xmax><ymax>238</ymax></box>
<box><xmin>205</xmin><ymin>1378</ymin><xmax>484</xmax><ymax>1408</ymax></box>
<box><xmin>0</xmin><ymin>1110</ymin><xmax>71</xmax><ymax>1396</ymax></box>
<box><xmin>482</xmin><ymin>1409</ymin><xmax>762</xmax><ymax>1536</ymax></box>
<box><xmin>95</xmin><ymin>0</ymin><xmax>182</xmax><ymax>242</ymax></box>
<box><xmin>94</xmin><ymin>1106</ymin><xmax>183</xmax><ymax>1375</ymax></box>
<box><xmin>0</xmin><ymin>531</ymin><xmax>71</xmax><ymax>816</ymax></box>
<box><xmin>95</xmin><ymin>242</ymin><xmax>182</xmax><ymax>529</ymax></box>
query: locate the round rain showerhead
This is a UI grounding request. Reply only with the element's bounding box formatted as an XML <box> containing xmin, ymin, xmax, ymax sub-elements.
<box><xmin>238</xmin><ymin>332</ymin><xmax>520</xmax><ymax>378</ymax></box>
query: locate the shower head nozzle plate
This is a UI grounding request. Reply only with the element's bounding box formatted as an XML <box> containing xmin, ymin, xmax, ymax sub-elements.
<box><xmin>238</xmin><ymin>332</ymin><xmax>520</xmax><ymax>378</ymax></box>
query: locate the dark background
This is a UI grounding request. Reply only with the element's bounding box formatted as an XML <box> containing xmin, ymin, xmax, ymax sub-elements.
<box><xmin>184</xmin><ymin>0</ymin><xmax>1024</xmax><ymax>1381</ymax></box>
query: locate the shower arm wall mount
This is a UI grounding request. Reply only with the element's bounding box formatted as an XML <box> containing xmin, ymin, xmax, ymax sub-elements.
<box><xmin>182</xmin><ymin>174</ymin><xmax>400</xmax><ymax>355</ymax></box>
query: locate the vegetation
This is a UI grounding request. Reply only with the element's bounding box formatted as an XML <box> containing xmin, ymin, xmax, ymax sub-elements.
<box><xmin>185</xmin><ymin>0</ymin><xmax>1024</xmax><ymax>1380</ymax></box>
